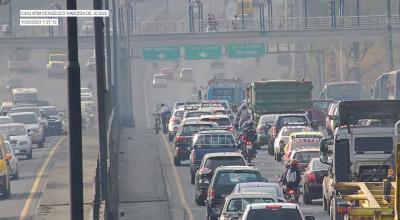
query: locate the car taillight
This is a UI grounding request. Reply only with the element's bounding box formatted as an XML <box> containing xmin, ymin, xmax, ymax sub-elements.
<box><xmin>208</xmin><ymin>189</ymin><xmax>216</xmax><ymax>199</ymax></box>
<box><xmin>199</xmin><ymin>167</ymin><xmax>211</xmax><ymax>175</ymax></box>
<box><xmin>227</xmin><ymin>127</ymin><xmax>235</xmax><ymax>132</ymax></box>
<box><xmin>246</xmin><ymin>141</ymin><xmax>252</xmax><ymax>145</ymax></box>
<box><xmin>306</xmin><ymin>172</ymin><xmax>317</xmax><ymax>183</ymax></box>
<box><xmin>191</xmin><ymin>150</ymin><xmax>196</xmax><ymax>163</ymax></box>
<box><xmin>175</xmin><ymin>136</ymin><xmax>186</xmax><ymax>142</ymax></box>
<box><xmin>288</xmin><ymin>189</ymin><xmax>295</xmax><ymax>194</ymax></box>
<box><xmin>338</xmin><ymin>207</ymin><xmax>349</xmax><ymax>214</ymax></box>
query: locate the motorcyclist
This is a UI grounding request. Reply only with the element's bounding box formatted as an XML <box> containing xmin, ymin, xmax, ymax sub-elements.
<box><xmin>241</xmin><ymin>119</ymin><xmax>256</xmax><ymax>142</ymax></box>
<box><xmin>159</xmin><ymin>103</ymin><xmax>170</xmax><ymax>134</ymax></box>
<box><xmin>281</xmin><ymin>160</ymin><xmax>301</xmax><ymax>191</ymax></box>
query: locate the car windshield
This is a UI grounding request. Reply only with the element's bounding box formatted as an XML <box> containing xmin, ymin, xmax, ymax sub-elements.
<box><xmin>11</xmin><ymin>114</ymin><xmax>38</xmax><ymax>124</ymax></box>
<box><xmin>194</xmin><ymin>134</ymin><xmax>235</xmax><ymax>147</ymax></box>
<box><xmin>0</xmin><ymin>125</ymin><xmax>27</xmax><ymax>136</ymax></box>
<box><xmin>216</xmin><ymin>172</ymin><xmax>260</xmax><ymax>186</ymax></box>
<box><xmin>281</xmin><ymin>127</ymin><xmax>309</xmax><ymax>136</ymax></box>
<box><xmin>245</xmin><ymin>208</ymin><xmax>302</xmax><ymax>220</ymax></box>
<box><xmin>200</xmin><ymin>118</ymin><xmax>231</xmax><ymax>126</ymax></box>
<box><xmin>238</xmin><ymin>186</ymin><xmax>278</xmax><ymax>196</ymax></box>
<box><xmin>291</xmin><ymin>138</ymin><xmax>321</xmax><ymax>150</ymax></box>
<box><xmin>277</xmin><ymin>116</ymin><xmax>308</xmax><ymax>128</ymax></box>
<box><xmin>226</xmin><ymin>198</ymin><xmax>275</xmax><ymax>212</ymax></box>
<box><xmin>0</xmin><ymin>117</ymin><xmax>12</xmax><ymax>124</ymax></box>
<box><xmin>11</xmin><ymin>107</ymin><xmax>37</xmax><ymax>114</ymax></box>
<box><xmin>41</xmin><ymin>107</ymin><xmax>58</xmax><ymax>116</ymax></box>
<box><xmin>155</xmin><ymin>75</ymin><xmax>166</xmax><ymax>80</ymax></box>
<box><xmin>182</xmin><ymin>69</ymin><xmax>192</xmax><ymax>74</ymax></box>
<box><xmin>182</xmin><ymin>124</ymin><xmax>214</xmax><ymax>134</ymax></box>
<box><xmin>205</xmin><ymin>157</ymin><xmax>245</xmax><ymax>170</ymax></box>
<box><xmin>14</xmin><ymin>93</ymin><xmax>37</xmax><ymax>103</ymax></box>
<box><xmin>260</xmin><ymin>115</ymin><xmax>275</xmax><ymax>124</ymax></box>
<box><xmin>293</xmin><ymin>151</ymin><xmax>319</xmax><ymax>163</ymax></box>
<box><xmin>185</xmin><ymin>111</ymin><xmax>211</xmax><ymax>118</ymax></box>
<box><xmin>312</xmin><ymin>160</ymin><xmax>330</xmax><ymax>170</ymax></box>
<box><xmin>327</xmin><ymin>83</ymin><xmax>362</xmax><ymax>100</ymax></box>
<box><xmin>174</xmin><ymin>110</ymin><xmax>184</xmax><ymax>118</ymax></box>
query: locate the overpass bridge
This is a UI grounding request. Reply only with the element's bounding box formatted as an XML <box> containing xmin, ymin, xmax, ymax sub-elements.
<box><xmin>0</xmin><ymin>15</ymin><xmax>399</xmax><ymax>50</ymax></box>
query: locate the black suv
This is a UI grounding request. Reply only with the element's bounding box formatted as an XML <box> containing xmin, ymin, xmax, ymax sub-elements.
<box><xmin>267</xmin><ymin>113</ymin><xmax>310</xmax><ymax>155</ymax></box>
<box><xmin>173</xmin><ymin>121</ymin><xmax>217</xmax><ymax>166</ymax></box>
<box><xmin>194</xmin><ymin>152</ymin><xmax>247</xmax><ymax>206</ymax></box>
<box><xmin>206</xmin><ymin>166</ymin><xmax>267</xmax><ymax>220</ymax></box>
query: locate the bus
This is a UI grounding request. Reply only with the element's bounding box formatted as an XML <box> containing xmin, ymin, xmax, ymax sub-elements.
<box><xmin>320</xmin><ymin>81</ymin><xmax>363</xmax><ymax>101</ymax></box>
<box><xmin>7</xmin><ymin>48</ymin><xmax>30</xmax><ymax>72</ymax></box>
<box><xmin>371</xmin><ymin>72</ymin><xmax>389</xmax><ymax>100</ymax></box>
<box><xmin>388</xmin><ymin>69</ymin><xmax>400</xmax><ymax>100</ymax></box>
<box><xmin>206</xmin><ymin>78</ymin><xmax>245</xmax><ymax>105</ymax></box>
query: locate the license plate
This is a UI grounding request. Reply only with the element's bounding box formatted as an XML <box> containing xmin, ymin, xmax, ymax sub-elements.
<box><xmin>246</xmin><ymin>145</ymin><xmax>252</xmax><ymax>150</ymax></box>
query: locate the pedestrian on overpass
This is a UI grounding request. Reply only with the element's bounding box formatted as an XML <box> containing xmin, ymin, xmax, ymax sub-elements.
<box><xmin>232</xmin><ymin>15</ymin><xmax>239</xmax><ymax>30</ymax></box>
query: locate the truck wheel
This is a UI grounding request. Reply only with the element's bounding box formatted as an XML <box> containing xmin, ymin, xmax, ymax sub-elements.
<box><xmin>173</xmin><ymin>157</ymin><xmax>181</xmax><ymax>166</ymax></box>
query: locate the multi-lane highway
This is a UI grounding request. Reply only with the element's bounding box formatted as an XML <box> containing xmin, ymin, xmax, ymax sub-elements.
<box><xmin>118</xmin><ymin>53</ymin><xmax>330</xmax><ymax>220</ymax></box>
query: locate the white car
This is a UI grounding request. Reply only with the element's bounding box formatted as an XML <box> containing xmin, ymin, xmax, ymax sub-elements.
<box><xmin>241</xmin><ymin>203</ymin><xmax>315</xmax><ymax>220</ymax></box>
<box><xmin>273</xmin><ymin>126</ymin><xmax>312</xmax><ymax>161</ymax></box>
<box><xmin>168</xmin><ymin>107</ymin><xmax>184</xmax><ymax>142</ymax></box>
<box><xmin>179</xmin><ymin>68</ymin><xmax>194</xmax><ymax>82</ymax></box>
<box><xmin>153</xmin><ymin>74</ymin><xmax>167</xmax><ymax>88</ymax></box>
<box><xmin>4</xmin><ymin>140</ymin><xmax>18</xmax><ymax>179</ymax></box>
<box><xmin>219</xmin><ymin>193</ymin><xmax>279</xmax><ymax>220</ymax></box>
<box><xmin>0</xmin><ymin>116</ymin><xmax>13</xmax><ymax>125</ymax></box>
<box><xmin>0</xmin><ymin>123</ymin><xmax>32</xmax><ymax>159</ymax></box>
<box><xmin>9</xmin><ymin>112</ymin><xmax>45</xmax><ymax>148</ymax></box>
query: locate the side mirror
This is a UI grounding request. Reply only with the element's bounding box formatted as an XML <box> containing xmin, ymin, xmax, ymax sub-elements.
<box><xmin>305</xmin><ymin>216</ymin><xmax>315</xmax><ymax>220</ymax></box>
<box><xmin>248</xmin><ymin>163</ymin><xmax>255</xmax><ymax>167</ymax></box>
<box><xmin>262</xmin><ymin>178</ymin><xmax>268</xmax><ymax>182</ymax></box>
<box><xmin>28</xmin><ymin>130</ymin><xmax>34</xmax><ymax>136</ymax></box>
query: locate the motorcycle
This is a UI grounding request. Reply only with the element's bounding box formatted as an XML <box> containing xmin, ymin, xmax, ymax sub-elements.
<box><xmin>238</xmin><ymin>131</ymin><xmax>256</xmax><ymax>163</ymax></box>
<box><xmin>283</xmin><ymin>186</ymin><xmax>300</xmax><ymax>204</ymax></box>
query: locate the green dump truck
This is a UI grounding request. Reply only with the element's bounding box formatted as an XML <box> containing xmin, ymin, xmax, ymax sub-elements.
<box><xmin>247</xmin><ymin>80</ymin><xmax>314</xmax><ymax>123</ymax></box>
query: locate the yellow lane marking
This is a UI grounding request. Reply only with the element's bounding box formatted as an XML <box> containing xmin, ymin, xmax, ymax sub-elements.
<box><xmin>143</xmin><ymin>68</ymin><xmax>195</xmax><ymax>220</ymax></box>
<box><xmin>19</xmin><ymin>136</ymin><xmax>67</xmax><ymax>220</ymax></box>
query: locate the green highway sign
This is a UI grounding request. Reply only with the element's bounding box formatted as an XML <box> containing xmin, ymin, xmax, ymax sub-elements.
<box><xmin>227</xmin><ymin>43</ymin><xmax>266</xmax><ymax>58</ymax></box>
<box><xmin>143</xmin><ymin>47</ymin><xmax>180</xmax><ymax>61</ymax></box>
<box><xmin>184</xmin><ymin>45</ymin><xmax>222</xmax><ymax>60</ymax></box>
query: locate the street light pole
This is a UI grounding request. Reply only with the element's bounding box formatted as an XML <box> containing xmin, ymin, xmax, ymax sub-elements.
<box><xmin>387</xmin><ymin>0</ymin><xmax>394</xmax><ymax>70</ymax></box>
<box><xmin>66</xmin><ymin>0</ymin><xmax>84</xmax><ymax>219</ymax></box>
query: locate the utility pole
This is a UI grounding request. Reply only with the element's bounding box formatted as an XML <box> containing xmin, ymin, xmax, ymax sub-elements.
<box><xmin>241</xmin><ymin>0</ymin><xmax>244</xmax><ymax>30</ymax></box>
<box><xmin>93</xmin><ymin>0</ymin><xmax>108</xmax><ymax>201</ymax></box>
<box><xmin>66</xmin><ymin>0</ymin><xmax>84</xmax><ymax>219</ymax></box>
<box><xmin>8</xmin><ymin>0</ymin><xmax>12</xmax><ymax>35</ymax></box>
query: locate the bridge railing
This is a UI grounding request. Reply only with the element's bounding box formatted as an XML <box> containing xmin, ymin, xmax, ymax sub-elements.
<box><xmin>0</xmin><ymin>15</ymin><xmax>399</xmax><ymax>38</ymax></box>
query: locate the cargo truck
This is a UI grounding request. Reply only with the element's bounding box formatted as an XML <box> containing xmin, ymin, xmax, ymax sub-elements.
<box><xmin>320</xmin><ymin>100</ymin><xmax>400</xmax><ymax>220</ymax></box>
<box><xmin>246</xmin><ymin>80</ymin><xmax>313</xmax><ymax>124</ymax></box>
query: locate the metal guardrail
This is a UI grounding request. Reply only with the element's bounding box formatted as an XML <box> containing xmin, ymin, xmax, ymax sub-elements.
<box><xmin>0</xmin><ymin>15</ymin><xmax>399</xmax><ymax>38</ymax></box>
